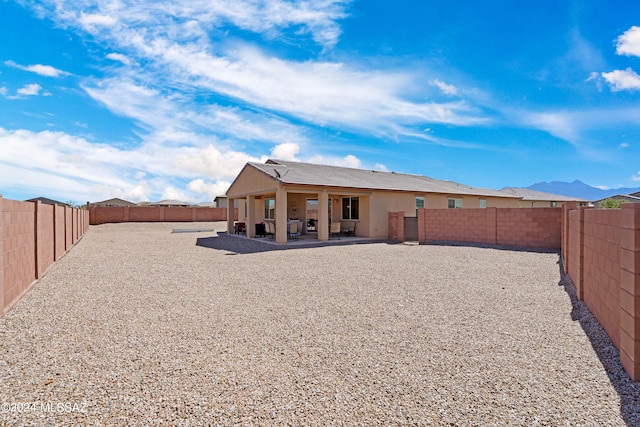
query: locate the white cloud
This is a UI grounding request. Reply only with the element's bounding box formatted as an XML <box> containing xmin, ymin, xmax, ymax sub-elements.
<box><xmin>602</xmin><ymin>68</ymin><xmax>640</xmax><ymax>92</ymax></box>
<box><xmin>79</xmin><ymin>13</ymin><xmax>117</xmax><ymax>31</ymax></box>
<box><xmin>187</xmin><ymin>178</ymin><xmax>230</xmax><ymax>199</ymax></box>
<box><xmin>5</xmin><ymin>60</ymin><xmax>70</xmax><ymax>77</ymax></box>
<box><xmin>270</xmin><ymin>142</ymin><xmax>300</xmax><ymax>160</ymax></box>
<box><xmin>620</xmin><ymin>142</ymin><xmax>629</xmax><ymax>148</ymax></box>
<box><xmin>173</xmin><ymin>144</ymin><xmax>261</xmax><ymax>179</ymax></box>
<box><xmin>0</xmin><ymin>127</ymin><xmax>260</xmax><ymax>203</ymax></box>
<box><xmin>430</xmin><ymin>79</ymin><xmax>458</xmax><ymax>96</ymax></box>
<box><xmin>17</xmin><ymin>83</ymin><xmax>42</xmax><ymax>96</ymax></box>
<box><xmin>160</xmin><ymin>187</ymin><xmax>191</xmax><ymax>202</ymax></box>
<box><xmin>616</xmin><ymin>26</ymin><xmax>640</xmax><ymax>57</ymax></box>
<box><xmin>106</xmin><ymin>53</ymin><xmax>132</xmax><ymax>65</ymax></box>
<box><xmin>632</xmin><ymin>172</ymin><xmax>640</xmax><ymax>182</ymax></box>
<box><xmin>374</xmin><ymin>163</ymin><xmax>388</xmax><ymax>172</ymax></box>
<box><xmin>307</xmin><ymin>153</ymin><xmax>362</xmax><ymax>168</ymax></box>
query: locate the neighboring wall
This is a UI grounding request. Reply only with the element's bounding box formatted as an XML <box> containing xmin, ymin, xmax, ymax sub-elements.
<box><xmin>89</xmin><ymin>205</ymin><xmax>235</xmax><ymax>225</ymax></box>
<box><xmin>563</xmin><ymin>202</ymin><xmax>640</xmax><ymax>381</ymax></box>
<box><xmin>1</xmin><ymin>197</ymin><xmax>89</xmax><ymax>316</ymax></box>
<box><xmin>389</xmin><ymin>207</ymin><xmax>562</xmax><ymax>248</ymax></box>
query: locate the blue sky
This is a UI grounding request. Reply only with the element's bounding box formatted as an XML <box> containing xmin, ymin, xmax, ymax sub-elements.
<box><xmin>2</xmin><ymin>0</ymin><xmax>640</xmax><ymax>203</ymax></box>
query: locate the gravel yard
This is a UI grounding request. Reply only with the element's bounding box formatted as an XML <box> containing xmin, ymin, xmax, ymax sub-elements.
<box><xmin>1</xmin><ymin>222</ymin><xmax>639</xmax><ymax>426</ymax></box>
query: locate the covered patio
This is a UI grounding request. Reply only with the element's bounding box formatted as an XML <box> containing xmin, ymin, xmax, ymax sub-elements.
<box><xmin>226</xmin><ymin>188</ymin><xmax>366</xmax><ymax>245</ymax></box>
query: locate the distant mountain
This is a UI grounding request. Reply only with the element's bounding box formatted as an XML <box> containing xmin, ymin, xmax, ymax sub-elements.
<box><xmin>526</xmin><ymin>180</ymin><xmax>640</xmax><ymax>201</ymax></box>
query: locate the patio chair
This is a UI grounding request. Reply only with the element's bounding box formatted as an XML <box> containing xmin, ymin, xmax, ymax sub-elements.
<box><xmin>265</xmin><ymin>221</ymin><xmax>275</xmax><ymax>239</ymax></box>
<box><xmin>341</xmin><ymin>221</ymin><xmax>356</xmax><ymax>237</ymax></box>
<box><xmin>329</xmin><ymin>222</ymin><xmax>341</xmax><ymax>239</ymax></box>
<box><xmin>288</xmin><ymin>221</ymin><xmax>300</xmax><ymax>240</ymax></box>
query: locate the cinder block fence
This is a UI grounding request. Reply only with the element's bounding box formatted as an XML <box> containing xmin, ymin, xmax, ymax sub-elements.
<box><xmin>390</xmin><ymin>203</ymin><xmax>640</xmax><ymax>381</ymax></box>
<box><xmin>0</xmin><ymin>196</ymin><xmax>89</xmax><ymax>315</ymax></box>
<box><xmin>88</xmin><ymin>205</ymin><xmax>235</xmax><ymax>225</ymax></box>
<box><xmin>562</xmin><ymin>201</ymin><xmax>640</xmax><ymax>381</ymax></box>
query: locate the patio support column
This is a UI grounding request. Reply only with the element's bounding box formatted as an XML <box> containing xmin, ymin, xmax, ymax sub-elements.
<box><xmin>226</xmin><ymin>199</ymin><xmax>234</xmax><ymax>234</ymax></box>
<box><xmin>275</xmin><ymin>187</ymin><xmax>287</xmax><ymax>245</ymax></box>
<box><xmin>246</xmin><ymin>195</ymin><xmax>255</xmax><ymax>238</ymax></box>
<box><xmin>318</xmin><ymin>191</ymin><xmax>329</xmax><ymax>241</ymax></box>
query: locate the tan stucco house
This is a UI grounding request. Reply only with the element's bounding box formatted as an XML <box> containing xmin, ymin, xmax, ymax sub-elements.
<box><xmin>499</xmin><ymin>188</ymin><xmax>588</xmax><ymax>208</ymax></box>
<box><xmin>225</xmin><ymin>159</ymin><xmax>522</xmax><ymax>244</ymax></box>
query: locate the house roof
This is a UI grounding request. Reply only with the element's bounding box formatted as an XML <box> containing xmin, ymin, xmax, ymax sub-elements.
<box><xmin>93</xmin><ymin>197</ymin><xmax>137</xmax><ymax>206</ymax></box>
<box><xmin>242</xmin><ymin>159</ymin><xmax>519</xmax><ymax>198</ymax></box>
<box><xmin>499</xmin><ymin>187</ymin><xmax>588</xmax><ymax>202</ymax></box>
<box><xmin>25</xmin><ymin>196</ymin><xmax>70</xmax><ymax>206</ymax></box>
<box><xmin>593</xmin><ymin>194</ymin><xmax>640</xmax><ymax>204</ymax></box>
<box><xmin>150</xmin><ymin>199</ymin><xmax>191</xmax><ymax>206</ymax></box>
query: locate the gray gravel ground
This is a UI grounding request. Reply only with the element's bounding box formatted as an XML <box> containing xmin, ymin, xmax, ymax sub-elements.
<box><xmin>1</xmin><ymin>222</ymin><xmax>639</xmax><ymax>426</ymax></box>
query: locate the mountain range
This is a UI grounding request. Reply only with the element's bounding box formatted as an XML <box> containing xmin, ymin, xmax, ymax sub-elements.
<box><xmin>526</xmin><ymin>180</ymin><xmax>640</xmax><ymax>201</ymax></box>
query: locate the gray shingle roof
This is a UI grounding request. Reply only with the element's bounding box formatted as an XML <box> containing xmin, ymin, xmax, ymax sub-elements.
<box><xmin>499</xmin><ymin>187</ymin><xmax>588</xmax><ymax>202</ymax></box>
<box><xmin>247</xmin><ymin>159</ymin><xmax>518</xmax><ymax>198</ymax></box>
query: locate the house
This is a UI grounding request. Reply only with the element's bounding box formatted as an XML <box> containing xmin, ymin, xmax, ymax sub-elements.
<box><xmin>92</xmin><ymin>197</ymin><xmax>137</xmax><ymax>207</ymax></box>
<box><xmin>149</xmin><ymin>199</ymin><xmax>191</xmax><ymax>207</ymax></box>
<box><xmin>593</xmin><ymin>193</ymin><xmax>640</xmax><ymax>208</ymax></box>
<box><xmin>213</xmin><ymin>195</ymin><xmax>238</xmax><ymax>208</ymax></box>
<box><xmin>25</xmin><ymin>197</ymin><xmax>70</xmax><ymax>207</ymax></box>
<box><xmin>499</xmin><ymin>188</ymin><xmax>588</xmax><ymax>208</ymax></box>
<box><xmin>225</xmin><ymin>159</ymin><xmax>522</xmax><ymax>244</ymax></box>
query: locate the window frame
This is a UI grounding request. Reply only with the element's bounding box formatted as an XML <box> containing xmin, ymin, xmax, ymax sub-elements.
<box><xmin>447</xmin><ymin>198</ymin><xmax>463</xmax><ymax>209</ymax></box>
<box><xmin>341</xmin><ymin>196</ymin><xmax>360</xmax><ymax>220</ymax></box>
<box><xmin>264</xmin><ymin>198</ymin><xmax>275</xmax><ymax>220</ymax></box>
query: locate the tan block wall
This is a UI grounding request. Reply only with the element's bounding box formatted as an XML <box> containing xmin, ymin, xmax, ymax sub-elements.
<box><xmin>413</xmin><ymin>207</ymin><xmax>562</xmax><ymax>249</ymax></box>
<box><xmin>562</xmin><ymin>202</ymin><xmax>640</xmax><ymax>381</ymax></box>
<box><xmin>582</xmin><ymin>209</ymin><xmax>621</xmax><ymax>348</ymax></box>
<box><xmin>89</xmin><ymin>206</ymin><xmax>232</xmax><ymax>225</ymax></box>
<box><xmin>1</xmin><ymin>197</ymin><xmax>89</xmax><ymax>316</ymax></box>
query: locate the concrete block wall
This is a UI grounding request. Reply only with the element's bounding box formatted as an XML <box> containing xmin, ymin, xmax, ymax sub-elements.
<box><xmin>562</xmin><ymin>202</ymin><xmax>640</xmax><ymax>381</ymax></box>
<box><xmin>388</xmin><ymin>211</ymin><xmax>405</xmax><ymax>242</ymax></box>
<box><xmin>583</xmin><ymin>208</ymin><xmax>621</xmax><ymax>348</ymax></box>
<box><xmin>89</xmin><ymin>205</ymin><xmax>234</xmax><ymax>225</ymax></box>
<box><xmin>412</xmin><ymin>207</ymin><xmax>562</xmax><ymax>249</ymax></box>
<box><xmin>0</xmin><ymin>196</ymin><xmax>89</xmax><ymax>316</ymax></box>
<box><xmin>495</xmin><ymin>208</ymin><xmax>561</xmax><ymax>249</ymax></box>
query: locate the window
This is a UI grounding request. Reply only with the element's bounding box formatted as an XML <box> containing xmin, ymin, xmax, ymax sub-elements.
<box><xmin>416</xmin><ymin>196</ymin><xmax>425</xmax><ymax>215</ymax></box>
<box><xmin>264</xmin><ymin>198</ymin><xmax>275</xmax><ymax>219</ymax></box>
<box><xmin>448</xmin><ymin>198</ymin><xmax>462</xmax><ymax>209</ymax></box>
<box><xmin>342</xmin><ymin>197</ymin><xmax>360</xmax><ymax>220</ymax></box>
<box><xmin>479</xmin><ymin>199</ymin><xmax>486</xmax><ymax>208</ymax></box>
<box><xmin>550</xmin><ymin>201</ymin><xmax>557</xmax><ymax>207</ymax></box>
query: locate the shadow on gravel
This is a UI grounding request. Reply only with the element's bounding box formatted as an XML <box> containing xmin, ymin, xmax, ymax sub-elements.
<box><xmin>196</xmin><ymin>232</ymin><xmax>387</xmax><ymax>255</ymax></box>
<box><xmin>425</xmin><ymin>241</ymin><xmax>560</xmax><ymax>254</ymax></box>
<box><xmin>557</xmin><ymin>256</ymin><xmax>640</xmax><ymax>426</ymax></box>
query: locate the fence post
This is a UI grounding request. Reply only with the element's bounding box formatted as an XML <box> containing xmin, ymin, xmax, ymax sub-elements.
<box><xmin>388</xmin><ymin>212</ymin><xmax>398</xmax><ymax>241</ymax></box>
<box><xmin>619</xmin><ymin>202</ymin><xmax>640</xmax><ymax>381</ymax></box>
<box><xmin>563</xmin><ymin>202</ymin><xmax>577</xmax><ymax>274</ymax></box>
<box><xmin>34</xmin><ymin>201</ymin><xmax>43</xmax><ymax>279</ymax></box>
<box><xmin>417</xmin><ymin>208</ymin><xmax>426</xmax><ymax>244</ymax></box>
<box><xmin>397</xmin><ymin>211</ymin><xmax>405</xmax><ymax>243</ymax></box>
<box><xmin>486</xmin><ymin>207</ymin><xmax>497</xmax><ymax>245</ymax></box>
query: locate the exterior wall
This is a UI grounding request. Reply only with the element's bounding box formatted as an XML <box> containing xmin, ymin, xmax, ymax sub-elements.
<box><xmin>413</xmin><ymin>207</ymin><xmax>562</xmax><ymax>249</ymax></box>
<box><xmin>1</xmin><ymin>197</ymin><xmax>89</xmax><ymax>316</ymax></box>
<box><xmin>226</xmin><ymin>165</ymin><xmax>278</xmax><ymax>197</ymax></box>
<box><xmin>89</xmin><ymin>205</ymin><xmax>233</xmax><ymax>225</ymax></box>
<box><xmin>583</xmin><ymin>209</ymin><xmax>621</xmax><ymax>348</ymax></box>
<box><xmin>562</xmin><ymin>202</ymin><xmax>640</xmax><ymax>381</ymax></box>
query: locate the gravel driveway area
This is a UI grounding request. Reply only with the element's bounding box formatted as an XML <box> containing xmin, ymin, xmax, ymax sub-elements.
<box><xmin>1</xmin><ymin>222</ymin><xmax>639</xmax><ymax>426</ymax></box>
